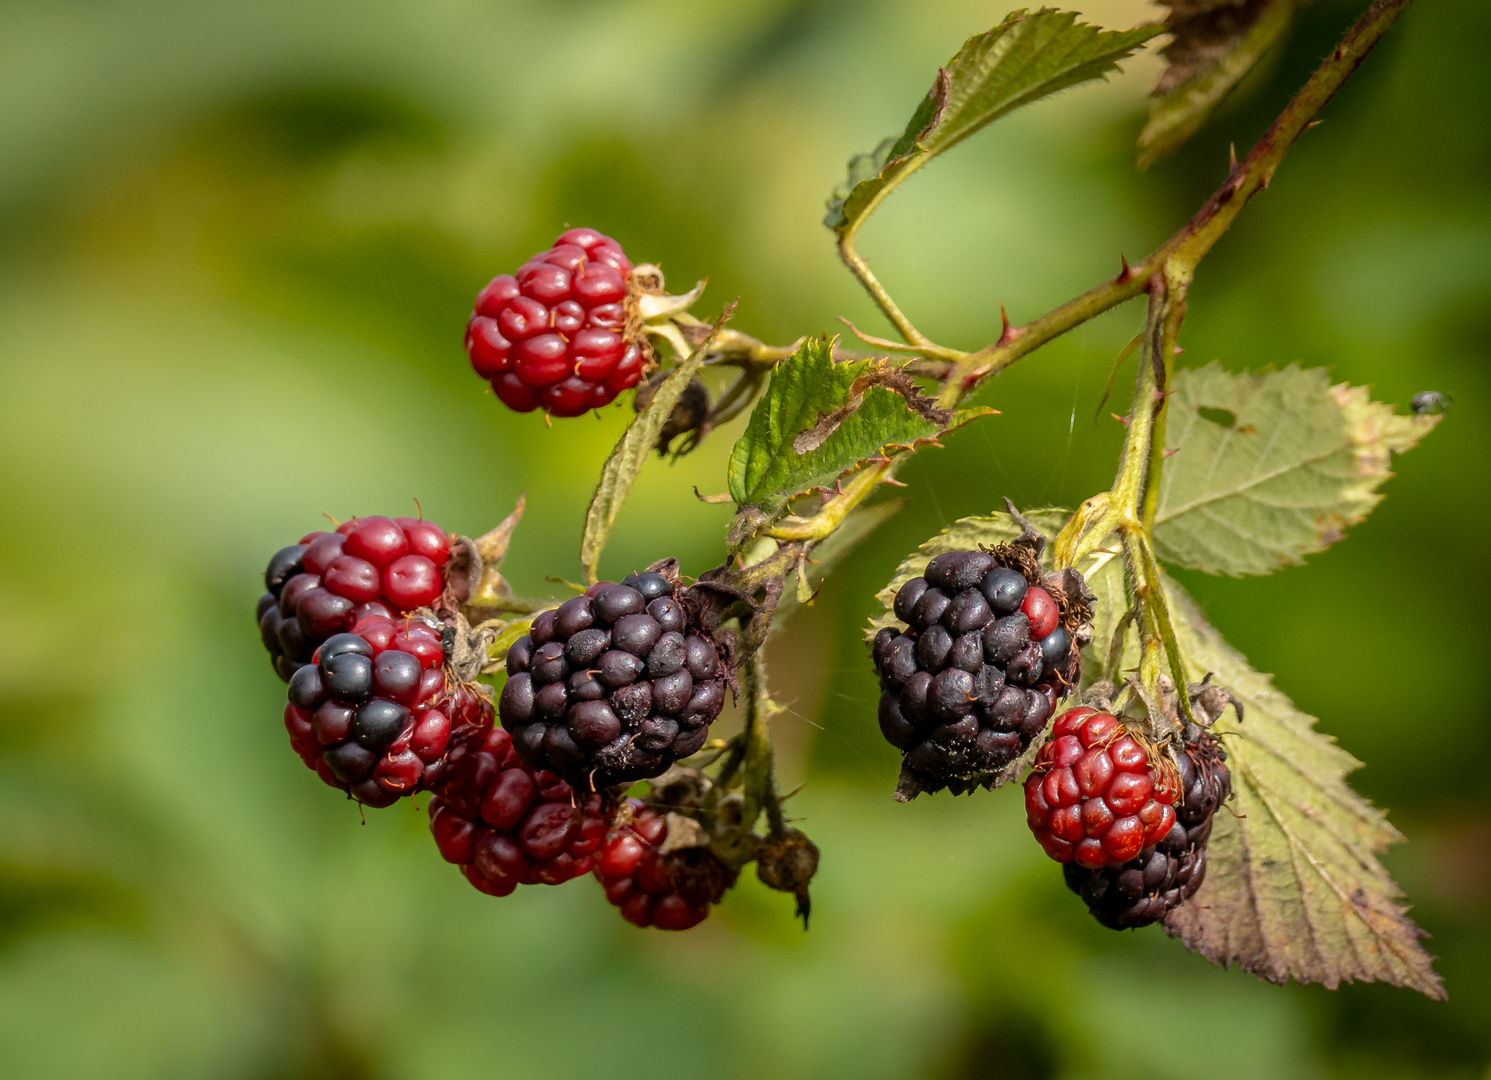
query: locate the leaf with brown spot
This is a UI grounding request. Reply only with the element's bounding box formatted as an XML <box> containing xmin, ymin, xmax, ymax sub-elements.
<box><xmin>727</xmin><ymin>336</ymin><xmax>995</xmax><ymax>520</ymax></box>
<box><xmin>1153</xmin><ymin>363</ymin><xmax>1439</xmax><ymax>576</ymax></box>
<box><xmin>1139</xmin><ymin>0</ymin><xmax>1299</xmax><ymax>167</ymax></box>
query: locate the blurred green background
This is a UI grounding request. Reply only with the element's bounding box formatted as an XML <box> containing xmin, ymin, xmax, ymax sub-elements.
<box><xmin>1</xmin><ymin>0</ymin><xmax>1486</xmax><ymax>1076</ymax></box>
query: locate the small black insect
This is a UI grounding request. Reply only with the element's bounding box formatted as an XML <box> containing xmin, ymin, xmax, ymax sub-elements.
<box><xmin>1411</xmin><ymin>391</ymin><xmax>1451</xmax><ymax>415</ymax></box>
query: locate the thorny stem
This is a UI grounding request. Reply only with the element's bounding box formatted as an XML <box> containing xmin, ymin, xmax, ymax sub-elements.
<box><xmin>945</xmin><ymin>0</ymin><xmax>1413</xmax><ymax>392</ymax></box>
<box><xmin>715</xmin><ymin>0</ymin><xmax>1411</xmax><ymax>679</ymax></box>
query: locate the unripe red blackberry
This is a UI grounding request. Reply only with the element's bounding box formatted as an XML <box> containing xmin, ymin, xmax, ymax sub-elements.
<box><xmin>1024</xmin><ymin>707</ymin><xmax>1178</xmax><ymax>867</ymax></box>
<box><xmin>593</xmin><ymin>800</ymin><xmax>735</xmax><ymax>930</ymax></box>
<box><xmin>498</xmin><ymin>569</ymin><xmax>728</xmax><ymax>791</ymax></box>
<box><xmin>464</xmin><ymin>229</ymin><xmax>647</xmax><ymax>418</ymax></box>
<box><xmin>1057</xmin><ymin>726</ymin><xmax>1232</xmax><ymax>929</ymax></box>
<box><xmin>282</xmin><ymin>613</ymin><xmax>491</xmax><ymax>807</ymax></box>
<box><xmin>257</xmin><ymin>516</ymin><xmax>454</xmax><ymax>682</ymax></box>
<box><xmin>871</xmin><ymin>546</ymin><xmax>1087</xmax><ymax>798</ymax></box>
<box><xmin>427</xmin><ymin>727</ymin><xmax>607</xmax><ymax>895</ymax></box>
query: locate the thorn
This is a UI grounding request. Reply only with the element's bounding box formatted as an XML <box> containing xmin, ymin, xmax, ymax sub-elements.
<box><xmin>1228</xmin><ymin>142</ymin><xmax>1237</xmax><ymax>170</ymax></box>
<box><xmin>1173</xmin><ymin>345</ymin><xmax>1185</xmax><ymax>355</ymax></box>
<box><xmin>1112</xmin><ymin>413</ymin><xmax>1131</xmax><ymax>427</ymax></box>
<box><xmin>1117</xmin><ymin>253</ymin><xmax>1131</xmax><ymax>282</ymax></box>
<box><xmin>1164</xmin><ymin>447</ymin><xmax>1179</xmax><ymax>459</ymax></box>
<box><xmin>996</xmin><ymin>304</ymin><xmax>1023</xmax><ymax>346</ymax></box>
<box><xmin>1152</xmin><ymin>388</ymin><xmax>1175</xmax><ymax>402</ymax></box>
<box><xmin>1306</xmin><ymin>120</ymin><xmax>1324</xmax><ymax>130</ymax></box>
<box><xmin>881</xmin><ymin>477</ymin><xmax>908</xmax><ymax>488</ymax></box>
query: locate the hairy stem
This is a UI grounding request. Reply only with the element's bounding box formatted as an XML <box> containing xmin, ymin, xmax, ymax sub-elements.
<box><xmin>739</xmin><ymin>651</ymin><xmax>783</xmax><ymax>838</ymax></box>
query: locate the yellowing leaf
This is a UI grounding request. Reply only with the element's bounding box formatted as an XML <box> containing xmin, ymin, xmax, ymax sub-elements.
<box><xmin>1153</xmin><ymin>364</ymin><xmax>1439</xmax><ymax>576</ymax></box>
<box><xmin>1138</xmin><ymin>0</ymin><xmax>1299</xmax><ymax>168</ymax></box>
<box><xmin>1161</xmin><ymin>582</ymin><xmax>1443</xmax><ymax>998</ymax></box>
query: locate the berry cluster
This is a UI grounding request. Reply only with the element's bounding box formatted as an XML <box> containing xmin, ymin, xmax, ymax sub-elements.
<box><xmin>871</xmin><ymin>548</ymin><xmax>1079</xmax><ymax>797</ymax></box>
<box><xmin>428</xmin><ymin>727</ymin><xmax>607</xmax><ymax>896</ymax></box>
<box><xmin>283</xmin><ymin>613</ymin><xmax>490</xmax><ymax>807</ymax></box>
<box><xmin>499</xmin><ymin>570</ymin><xmax>727</xmax><ymax>791</ymax></box>
<box><xmin>1061</xmin><ymin>726</ymin><xmax>1231</xmax><ymax>929</ymax></box>
<box><xmin>1024</xmin><ymin>707</ymin><xmax>1177</xmax><ymax>867</ymax></box>
<box><xmin>594</xmin><ymin>801</ymin><xmax>735</xmax><ymax>930</ymax></box>
<box><xmin>465</xmin><ymin>229</ymin><xmax>646</xmax><ymax>417</ymax></box>
<box><xmin>257</xmin><ymin>516</ymin><xmax>452</xmax><ymax>682</ymax></box>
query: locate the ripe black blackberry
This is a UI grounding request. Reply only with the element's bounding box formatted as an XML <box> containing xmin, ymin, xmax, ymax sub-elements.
<box><xmin>498</xmin><ymin>567</ymin><xmax>728</xmax><ymax>791</ymax></box>
<box><xmin>871</xmin><ymin>542</ymin><xmax>1091</xmax><ymax>799</ymax></box>
<box><xmin>1062</xmin><ymin>729</ymin><xmax>1231</xmax><ymax>929</ymax></box>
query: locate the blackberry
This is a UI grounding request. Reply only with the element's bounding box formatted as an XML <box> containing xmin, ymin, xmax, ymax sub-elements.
<box><xmin>257</xmin><ymin>515</ymin><xmax>454</xmax><ymax>682</ymax></box>
<box><xmin>428</xmin><ymin>727</ymin><xmax>607</xmax><ymax>896</ymax></box>
<box><xmin>1023</xmin><ymin>707</ymin><xmax>1178</xmax><ymax>867</ymax></box>
<box><xmin>282</xmin><ymin>613</ymin><xmax>491</xmax><ymax>807</ymax></box>
<box><xmin>593</xmin><ymin>800</ymin><xmax>735</xmax><ymax>930</ymax></box>
<box><xmin>1057</xmin><ymin>726</ymin><xmax>1232</xmax><ymax>929</ymax></box>
<box><xmin>870</xmin><ymin>545</ymin><xmax>1088</xmax><ymax>799</ymax></box>
<box><xmin>464</xmin><ymin>228</ymin><xmax>647</xmax><ymax>417</ymax></box>
<box><xmin>498</xmin><ymin>568</ymin><xmax>728</xmax><ymax>790</ymax></box>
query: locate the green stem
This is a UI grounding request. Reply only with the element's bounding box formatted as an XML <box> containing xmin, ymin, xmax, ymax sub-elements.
<box><xmin>1141</xmin><ymin>264</ymin><xmax>1189</xmax><ymax>532</ymax></box>
<box><xmin>738</xmin><ymin>651</ymin><xmax>781</xmax><ymax>836</ymax></box>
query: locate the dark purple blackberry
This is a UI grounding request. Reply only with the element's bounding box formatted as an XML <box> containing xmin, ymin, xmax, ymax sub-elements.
<box><xmin>871</xmin><ymin>546</ymin><xmax>1089</xmax><ymax>800</ymax></box>
<box><xmin>1061</xmin><ymin>729</ymin><xmax>1231</xmax><ymax>929</ymax></box>
<box><xmin>499</xmin><ymin>568</ymin><xmax>727</xmax><ymax>791</ymax></box>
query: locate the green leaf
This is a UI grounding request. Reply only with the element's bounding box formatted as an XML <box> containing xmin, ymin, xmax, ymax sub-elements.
<box><xmin>727</xmin><ymin>336</ymin><xmax>995</xmax><ymax>520</ymax></box>
<box><xmin>1160</xmin><ymin>581</ymin><xmax>1444</xmax><ymax>998</ymax></box>
<box><xmin>865</xmin><ymin>508</ymin><xmax>1070</xmax><ymax>643</ymax></box>
<box><xmin>826</xmin><ymin>9</ymin><xmax>1160</xmax><ymax>233</ymax></box>
<box><xmin>579</xmin><ymin>306</ymin><xmax>733</xmax><ymax>584</ymax></box>
<box><xmin>1138</xmin><ymin>0</ymin><xmax>1298</xmax><ymax>168</ymax></box>
<box><xmin>1152</xmin><ymin>363</ymin><xmax>1440</xmax><ymax>577</ymax></box>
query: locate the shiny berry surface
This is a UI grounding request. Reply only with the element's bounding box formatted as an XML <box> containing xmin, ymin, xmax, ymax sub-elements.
<box><xmin>499</xmin><ymin>570</ymin><xmax>726</xmax><ymax>790</ymax></box>
<box><xmin>1023</xmin><ymin>708</ymin><xmax>1177</xmax><ymax>869</ymax></box>
<box><xmin>871</xmin><ymin>548</ymin><xmax>1080</xmax><ymax>797</ymax></box>
<box><xmin>464</xmin><ymin>229</ymin><xmax>645</xmax><ymax>418</ymax></box>
<box><xmin>428</xmin><ymin>728</ymin><xmax>606</xmax><ymax>896</ymax></box>
<box><xmin>282</xmin><ymin>615</ymin><xmax>491</xmax><ymax>807</ymax></box>
<box><xmin>256</xmin><ymin>516</ymin><xmax>454</xmax><ymax>683</ymax></box>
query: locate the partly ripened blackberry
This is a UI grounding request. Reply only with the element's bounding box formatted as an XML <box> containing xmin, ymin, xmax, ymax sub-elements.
<box><xmin>465</xmin><ymin>228</ymin><xmax>647</xmax><ymax>417</ymax></box>
<box><xmin>428</xmin><ymin>727</ymin><xmax>607</xmax><ymax>896</ymax></box>
<box><xmin>1059</xmin><ymin>726</ymin><xmax>1231</xmax><ymax>929</ymax></box>
<box><xmin>283</xmin><ymin>613</ymin><xmax>491</xmax><ymax>807</ymax></box>
<box><xmin>871</xmin><ymin>545</ymin><xmax>1088</xmax><ymax>799</ymax></box>
<box><xmin>257</xmin><ymin>515</ymin><xmax>453</xmax><ymax>682</ymax></box>
<box><xmin>593</xmin><ymin>800</ymin><xmax>735</xmax><ymax>930</ymax></box>
<box><xmin>498</xmin><ymin>569</ymin><xmax>727</xmax><ymax>791</ymax></box>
